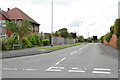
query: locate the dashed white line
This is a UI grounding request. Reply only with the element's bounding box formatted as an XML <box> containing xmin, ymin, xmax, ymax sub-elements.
<box><xmin>22</xmin><ymin>69</ymin><xmax>39</xmax><ymax>71</ymax></box>
<box><xmin>54</xmin><ymin>57</ymin><xmax>66</xmax><ymax>66</ymax></box>
<box><xmin>72</xmin><ymin>68</ymin><xmax>79</xmax><ymax>70</ymax></box>
<box><xmin>3</xmin><ymin>68</ymin><xmax>18</xmax><ymax>71</ymax></box>
<box><xmin>94</xmin><ymin>68</ymin><xmax>110</xmax><ymax>71</ymax></box>
<box><xmin>93</xmin><ymin>71</ymin><xmax>110</xmax><ymax>74</ymax></box>
<box><xmin>69</xmin><ymin>70</ymin><xmax>85</xmax><ymax>73</ymax></box>
<box><xmin>46</xmin><ymin>69</ymin><xmax>62</xmax><ymax>72</ymax></box>
<box><xmin>55</xmin><ymin>62</ymin><xmax>60</xmax><ymax>66</ymax></box>
<box><xmin>60</xmin><ymin>57</ymin><xmax>66</xmax><ymax>62</ymax></box>
<box><xmin>70</xmin><ymin>51</ymin><xmax>77</xmax><ymax>55</ymax></box>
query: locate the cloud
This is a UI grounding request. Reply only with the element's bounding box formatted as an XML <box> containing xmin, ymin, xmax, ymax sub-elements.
<box><xmin>1</xmin><ymin>0</ymin><xmax>119</xmax><ymax>38</ymax></box>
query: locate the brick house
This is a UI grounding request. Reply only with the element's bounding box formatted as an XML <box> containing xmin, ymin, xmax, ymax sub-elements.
<box><xmin>0</xmin><ymin>8</ymin><xmax>40</xmax><ymax>37</ymax></box>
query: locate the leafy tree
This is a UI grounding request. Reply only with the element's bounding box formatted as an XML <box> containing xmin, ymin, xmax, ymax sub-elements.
<box><xmin>77</xmin><ymin>36</ymin><xmax>85</xmax><ymax>42</ymax></box>
<box><xmin>104</xmin><ymin>32</ymin><xmax>112</xmax><ymax>42</ymax></box>
<box><xmin>113</xmin><ymin>19</ymin><xmax>120</xmax><ymax>37</ymax></box>
<box><xmin>5</xmin><ymin>19</ymin><xmax>32</xmax><ymax>38</ymax></box>
<box><xmin>87</xmin><ymin>37</ymin><xmax>93</xmax><ymax>42</ymax></box>
<box><xmin>100</xmin><ymin>36</ymin><xmax>104</xmax><ymax>43</ymax></box>
<box><xmin>54</xmin><ymin>31</ymin><xmax>60</xmax><ymax>36</ymax></box>
<box><xmin>57</xmin><ymin>28</ymin><xmax>69</xmax><ymax>38</ymax></box>
<box><xmin>116</xmin><ymin>37</ymin><xmax>120</xmax><ymax>50</ymax></box>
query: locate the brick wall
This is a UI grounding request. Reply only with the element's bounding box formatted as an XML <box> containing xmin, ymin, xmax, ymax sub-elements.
<box><xmin>103</xmin><ymin>34</ymin><xmax>117</xmax><ymax>47</ymax></box>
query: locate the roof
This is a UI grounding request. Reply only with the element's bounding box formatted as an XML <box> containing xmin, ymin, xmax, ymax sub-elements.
<box><xmin>0</xmin><ymin>10</ymin><xmax>9</xmax><ymax>19</ymax></box>
<box><xmin>1</xmin><ymin>8</ymin><xmax>39</xmax><ymax>24</ymax></box>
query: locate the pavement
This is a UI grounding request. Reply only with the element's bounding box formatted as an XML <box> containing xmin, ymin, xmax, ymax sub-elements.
<box><xmin>1</xmin><ymin>45</ymin><xmax>59</xmax><ymax>59</ymax></box>
<box><xmin>1</xmin><ymin>43</ymin><xmax>119</xmax><ymax>78</ymax></box>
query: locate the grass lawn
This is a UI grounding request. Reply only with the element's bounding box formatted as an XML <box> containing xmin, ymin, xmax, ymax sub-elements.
<box><xmin>41</xmin><ymin>43</ymin><xmax>87</xmax><ymax>50</ymax></box>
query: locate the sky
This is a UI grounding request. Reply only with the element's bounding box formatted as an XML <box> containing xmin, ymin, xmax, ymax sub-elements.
<box><xmin>0</xmin><ymin>0</ymin><xmax>120</xmax><ymax>38</ymax></box>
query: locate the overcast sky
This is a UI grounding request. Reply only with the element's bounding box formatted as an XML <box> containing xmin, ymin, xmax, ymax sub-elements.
<box><xmin>1</xmin><ymin>0</ymin><xmax>120</xmax><ymax>38</ymax></box>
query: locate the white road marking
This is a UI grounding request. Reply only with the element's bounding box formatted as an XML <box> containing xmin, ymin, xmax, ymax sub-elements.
<box><xmin>48</xmin><ymin>67</ymin><xmax>65</xmax><ymax>69</ymax></box>
<box><xmin>46</xmin><ymin>69</ymin><xmax>62</xmax><ymax>72</ymax></box>
<box><xmin>93</xmin><ymin>71</ymin><xmax>110</xmax><ymax>74</ymax></box>
<box><xmin>69</xmin><ymin>70</ymin><xmax>85</xmax><ymax>73</ymax></box>
<box><xmin>3</xmin><ymin>68</ymin><xmax>18</xmax><ymax>71</ymax></box>
<box><xmin>45</xmin><ymin>66</ymin><xmax>64</xmax><ymax>72</ymax></box>
<box><xmin>60</xmin><ymin>57</ymin><xmax>66</xmax><ymax>62</ymax></box>
<box><xmin>72</xmin><ymin>68</ymin><xmax>79</xmax><ymax>69</ymax></box>
<box><xmin>79</xmin><ymin>48</ymin><xmax>82</xmax><ymax>50</ymax></box>
<box><xmin>94</xmin><ymin>68</ymin><xmax>110</xmax><ymax>71</ymax></box>
<box><xmin>55</xmin><ymin>62</ymin><xmax>60</xmax><ymax>66</ymax></box>
<box><xmin>70</xmin><ymin>51</ymin><xmax>77</xmax><ymax>55</ymax></box>
<box><xmin>55</xmin><ymin>57</ymin><xmax>66</xmax><ymax>66</ymax></box>
<box><xmin>22</xmin><ymin>69</ymin><xmax>39</xmax><ymax>71</ymax></box>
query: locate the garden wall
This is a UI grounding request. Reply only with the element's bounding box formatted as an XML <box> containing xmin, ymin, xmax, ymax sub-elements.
<box><xmin>52</xmin><ymin>37</ymin><xmax>76</xmax><ymax>45</ymax></box>
<box><xmin>103</xmin><ymin>34</ymin><xmax>117</xmax><ymax>47</ymax></box>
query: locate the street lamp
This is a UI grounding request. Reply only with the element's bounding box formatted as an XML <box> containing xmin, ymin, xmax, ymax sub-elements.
<box><xmin>51</xmin><ymin>0</ymin><xmax>53</xmax><ymax>47</ymax></box>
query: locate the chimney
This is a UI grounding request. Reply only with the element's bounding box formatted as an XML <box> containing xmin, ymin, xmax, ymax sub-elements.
<box><xmin>7</xmin><ymin>8</ymin><xmax>10</xmax><ymax>11</ymax></box>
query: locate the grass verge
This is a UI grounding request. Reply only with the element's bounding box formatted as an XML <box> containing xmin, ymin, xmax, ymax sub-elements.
<box><xmin>41</xmin><ymin>43</ymin><xmax>87</xmax><ymax>50</ymax></box>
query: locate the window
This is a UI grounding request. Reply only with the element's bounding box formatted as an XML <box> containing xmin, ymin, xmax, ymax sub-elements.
<box><xmin>0</xmin><ymin>20</ymin><xmax>6</xmax><ymax>27</ymax></box>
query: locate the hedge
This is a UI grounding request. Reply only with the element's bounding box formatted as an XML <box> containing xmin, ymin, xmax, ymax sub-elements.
<box><xmin>116</xmin><ymin>37</ymin><xmax>120</xmax><ymax>50</ymax></box>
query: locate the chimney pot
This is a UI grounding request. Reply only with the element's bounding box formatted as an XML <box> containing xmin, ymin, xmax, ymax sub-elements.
<box><xmin>7</xmin><ymin>8</ymin><xmax>10</xmax><ymax>11</ymax></box>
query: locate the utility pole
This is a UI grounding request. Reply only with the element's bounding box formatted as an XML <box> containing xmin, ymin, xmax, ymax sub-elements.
<box><xmin>51</xmin><ymin>0</ymin><xmax>53</xmax><ymax>47</ymax></box>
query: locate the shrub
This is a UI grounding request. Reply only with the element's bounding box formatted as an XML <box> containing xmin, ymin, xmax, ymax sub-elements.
<box><xmin>100</xmin><ymin>36</ymin><xmax>104</xmax><ymax>43</ymax></box>
<box><xmin>116</xmin><ymin>37</ymin><xmax>120</xmax><ymax>50</ymax></box>
<box><xmin>2</xmin><ymin>33</ymin><xmax>20</xmax><ymax>50</ymax></box>
<box><xmin>104</xmin><ymin>32</ymin><xmax>112</xmax><ymax>42</ymax></box>
<box><xmin>42</xmin><ymin>39</ymin><xmax>50</xmax><ymax>46</ymax></box>
<box><xmin>27</xmin><ymin>33</ymin><xmax>41</xmax><ymax>47</ymax></box>
<box><xmin>21</xmin><ymin>37</ymin><xmax>32</xmax><ymax>48</ymax></box>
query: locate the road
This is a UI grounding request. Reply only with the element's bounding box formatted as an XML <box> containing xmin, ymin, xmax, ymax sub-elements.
<box><xmin>2</xmin><ymin>43</ymin><xmax>118</xmax><ymax>78</ymax></box>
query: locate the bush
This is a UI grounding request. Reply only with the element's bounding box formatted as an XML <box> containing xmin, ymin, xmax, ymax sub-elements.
<box><xmin>21</xmin><ymin>37</ymin><xmax>32</xmax><ymax>48</ymax></box>
<box><xmin>100</xmin><ymin>36</ymin><xmax>104</xmax><ymax>43</ymax></box>
<box><xmin>42</xmin><ymin>39</ymin><xmax>50</xmax><ymax>46</ymax></box>
<box><xmin>27</xmin><ymin>33</ymin><xmax>41</xmax><ymax>47</ymax></box>
<box><xmin>2</xmin><ymin>33</ymin><xmax>20</xmax><ymax>50</ymax></box>
<box><xmin>116</xmin><ymin>37</ymin><xmax>120</xmax><ymax>50</ymax></box>
<box><xmin>104</xmin><ymin>32</ymin><xmax>112</xmax><ymax>42</ymax></box>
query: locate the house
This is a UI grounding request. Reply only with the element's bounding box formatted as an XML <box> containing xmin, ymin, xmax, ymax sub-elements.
<box><xmin>0</xmin><ymin>7</ymin><xmax>40</xmax><ymax>37</ymax></box>
<box><xmin>70</xmin><ymin>32</ymin><xmax>77</xmax><ymax>38</ymax></box>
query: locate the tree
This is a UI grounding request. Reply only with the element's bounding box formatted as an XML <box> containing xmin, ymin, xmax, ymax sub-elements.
<box><xmin>113</xmin><ymin>19</ymin><xmax>120</xmax><ymax>37</ymax></box>
<box><xmin>100</xmin><ymin>36</ymin><xmax>104</xmax><ymax>43</ymax></box>
<box><xmin>104</xmin><ymin>32</ymin><xmax>112</xmax><ymax>42</ymax></box>
<box><xmin>54</xmin><ymin>31</ymin><xmax>60</xmax><ymax>36</ymax></box>
<box><xmin>77</xmin><ymin>36</ymin><xmax>84</xmax><ymax>42</ymax></box>
<box><xmin>87</xmin><ymin>37</ymin><xmax>93</xmax><ymax>42</ymax></box>
<box><xmin>57</xmin><ymin>28</ymin><xmax>69</xmax><ymax>38</ymax></box>
<box><xmin>5</xmin><ymin>19</ymin><xmax>32</xmax><ymax>38</ymax></box>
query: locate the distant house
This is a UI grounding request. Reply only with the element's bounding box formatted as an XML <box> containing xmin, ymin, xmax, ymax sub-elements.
<box><xmin>70</xmin><ymin>32</ymin><xmax>77</xmax><ymax>38</ymax></box>
<box><xmin>0</xmin><ymin>8</ymin><xmax>40</xmax><ymax>37</ymax></box>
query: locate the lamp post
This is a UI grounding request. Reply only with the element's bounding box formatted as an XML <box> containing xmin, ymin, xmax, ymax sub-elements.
<box><xmin>51</xmin><ymin>0</ymin><xmax>53</xmax><ymax>47</ymax></box>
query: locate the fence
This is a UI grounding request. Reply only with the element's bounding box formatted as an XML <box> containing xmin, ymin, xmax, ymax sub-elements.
<box><xmin>52</xmin><ymin>37</ymin><xmax>76</xmax><ymax>45</ymax></box>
